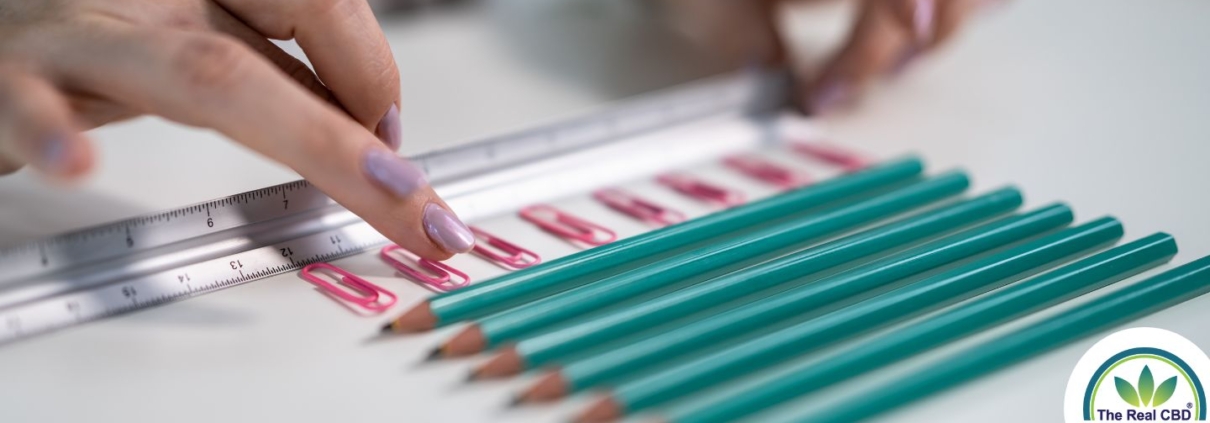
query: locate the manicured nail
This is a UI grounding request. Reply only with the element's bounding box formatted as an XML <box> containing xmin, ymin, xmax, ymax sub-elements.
<box><xmin>376</xmin><ymin>104</ymin><xmax>402</xmax><ymax>151</ymax></box>
<box><xmin>39</xmin><ymin>135</ymin><xmax>70</xmax><ymax>174</ymax></box>
<box><xmin>913</xmin><ymin>0</ymin><xmax>936</xmax><ymax>43</ymax></box>
<box><xmin>806</xmin><ymin>79</ymin><xmax>853</xmax><ymax>115</ymax></box>
<box><xmin>423</xmin><ymin>203</ymin><xmax>475</xmax><ymax>254</ymax></box>
<box><xmin>363</xmin><ymin>148</ymin><xmax>428</xmax><ymax>198</ymax></box>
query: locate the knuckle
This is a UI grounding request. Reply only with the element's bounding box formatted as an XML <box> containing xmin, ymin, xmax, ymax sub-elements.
<box><xmin>369</xmin><ymin>53</ymin><xmax>400</xmax><ymax>92</ymax></box>
<box><xmin>170</xmin><ymin>35</ymin><xmax>251</xmax><ymax>95</ymax></box>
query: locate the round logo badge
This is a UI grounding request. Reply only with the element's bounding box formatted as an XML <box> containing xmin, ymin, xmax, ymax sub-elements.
<box><xmin>1065</xmin><ymin>327</ymin><xmax>1210</xmax><ymax>421</ymax></box>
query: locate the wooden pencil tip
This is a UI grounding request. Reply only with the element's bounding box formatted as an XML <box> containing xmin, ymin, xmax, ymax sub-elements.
<box><xmin>518</xmin><ymin>370</ymin><xmax>570</xmax><ymax>404</ymax></box>
<box><xmin>441</xmin><ymin>324</ymin><xmax>487</xmax><ymax>357</ymax></box>
<box><xmin>575</xmin><ymin>395</ymin><xmax>623</xmax><ymax>423</ymax></box>
<box><xmin>474</xmin><ymin>346</ymin><xmax>525</xmax><ymax>380</ymax></box>
<box><xmin>425</xmin><ymin>347</ymin><xmax>443</xmax><ymax>361</ymax></box>
<box><xmin>379</xmin><ymin>321</ymin><xmax>397</xmax><ymax>334</ymax></box>
<box><xmin>390</xmin><ymin>301</ymin><xmax>438</xmax><ymax>332</ymax></box>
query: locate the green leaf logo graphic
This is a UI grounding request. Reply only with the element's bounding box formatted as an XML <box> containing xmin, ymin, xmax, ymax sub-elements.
<box><xmin>1117</xmin><ymin>377</ymin><xmax>1141</xmax><ymax>407</ymax></box>
<box><xmin>1152</xmin><ymin>377</ymin><xmax>1178</xmax><ymax>407</ymax></box>
<box><xmin>1139</xmin><ymin>366</ymin><xmax>1155</xmax><ymax>406</ymax></box>
<box><xmin>1114</xmin><ymin>365</ymin><xmax>1180</xmax><ymax>408</ymax></box>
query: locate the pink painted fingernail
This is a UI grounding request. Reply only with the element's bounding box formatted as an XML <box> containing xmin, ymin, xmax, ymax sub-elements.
<box><xmin>913</xmin><ymin>0</ymin><xmax>936</xmax><ymax>43</ymax></box>
<box><xmin>806</xmin><ymin>79</ymin><xmax>854</xmax><ymax>115</ymax></box>
<box><xmin>363</xmin><ymin>148</ymin><xmax>428</xmax><ymax>198</ymax></box>
<box><xmin>423</xmin><ymin>203</ymin><xmax>475</xmax><ymax>254</ymax></box>
<box><xmin>376</xmin><ymin>104</ymin><xmax>402</xmax><ymax>151</ymax></box>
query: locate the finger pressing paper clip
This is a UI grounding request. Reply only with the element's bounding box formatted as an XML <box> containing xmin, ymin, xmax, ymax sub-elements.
<box><xmin>519</xmin><ymin>205</ymin><xmax>617</xmax><ymax>247</ymax></box>
<box><xmin>470</xmin><ymin>227</ymin><xmax>541</xmax><ymax>269</ymax></box>
<box><xmin>593</xmin><ymin>188</ymin><xmax>687</xmax><ymax>227</ymax></box>
<box><xmin>657</xmin><ymin>173</ymin><xmax>746</xmax><ymax>207</ymax></box>
<box><xmin>380</xmin><ymin>245</ymin><xmax>470</xmax><ymax>293</ymax></box>
<box><xmin>791</xmin><ymin>142</ymin><xmax>870</xmax><ymax>172</ymax></box>
<box><xmin>723</xmin><ymin>155</ymin><xmax>811</xmax><ymax>189</ymax></box>
<box><xmin>300</xmin><ymin>263</ymin><xmax>397</xmax><ymax>313</ymax></box>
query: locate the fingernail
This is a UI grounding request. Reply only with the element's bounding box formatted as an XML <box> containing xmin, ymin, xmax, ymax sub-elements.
<box><xmin>423</xmin><ymin>203</ymin><xmax>475</xmax><ymax>254</ymax></box>
<box><xmin>363</xmin><ymin>148</ymin><xmax>428</xmax><ymax>198</ymax></box>
<box><xmin>376</xmin><ymin>104</ymin><xmax>402</xmax><ymax>151</ymax></box>
<box><xmin>39</xmin><ymin>135</ymin><xmax>70</xmax><ymax>174</ymax></box>
<box><xmin>913</xmin><ymin>0</ymin><xmax>936</xmax><ymax>43</ymax></box>
<box><xmin>806</xmin><ymin>79</ymin><xmax>853</xmax><ymax>115</ymax></box>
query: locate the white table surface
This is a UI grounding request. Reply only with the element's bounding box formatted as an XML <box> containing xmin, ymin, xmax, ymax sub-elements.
<box><xmin>1</xmin><ymin>1</ymin><xmax>1209</xmax><ymax>422</ymax></box>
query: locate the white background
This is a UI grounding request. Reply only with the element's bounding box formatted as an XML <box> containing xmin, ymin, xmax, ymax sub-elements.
<box><xmin>1</xmin><ymin>1</ymin><xmax>1209</xmax><ymax>422</ymax></box>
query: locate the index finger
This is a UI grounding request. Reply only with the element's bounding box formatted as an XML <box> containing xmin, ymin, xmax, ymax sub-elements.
<box><xmin>214</xmin><ymin>0</ymin><xmax>402</xmax><ymax>148</ymax></box>
<box><xmin>46</xmin><ymin>26</ymin><xmax>472</xmax><ymax>259</ymax></box>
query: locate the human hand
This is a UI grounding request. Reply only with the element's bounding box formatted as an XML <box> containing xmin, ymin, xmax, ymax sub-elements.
<box><xmin>0</xmin><ymin>0</ymin><xmax>474</xmax><ymax>259</ymax></box>
<box><xmin>663</xmin><ymin>0</ymin><xmax>988</xmax><ymax>114</ymax></box>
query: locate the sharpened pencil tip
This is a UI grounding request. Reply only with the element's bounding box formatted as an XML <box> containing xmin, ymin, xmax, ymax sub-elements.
<box><xmin>426</xmin><ymin>347</ymin><xmax>442</xmax><ymax>361</ymax></box>
<box><xmin>576</xmin><ymin>395</ymin><xmax>622</xmax><ymax>423</ymax></box>
<box><xmin>380</xmin><ymin>322</ymin><xmax>396</xmax><ymax>334</ymax></box>
<box><xmin>509</xmin><ymin>395</ymin><xmax>523</xmax><ymax>407</ymax></box>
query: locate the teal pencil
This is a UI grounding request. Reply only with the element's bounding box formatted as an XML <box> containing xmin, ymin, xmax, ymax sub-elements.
<box><xmin>436</xmin><ymin>172</ymin><xmax>969</xmax><ymax>356</ymax></box>
<box><xmin>519</xmin><ymin>204</ymin><xmax>1076</xmax><ymax>401</ymax></box>
<box><xmin>621</xmin><ymin>232</ymin><xmax>1175</xmax><ymax>423</ymax></box>
<box><xmin>761</xmin><ymin>255</ymin><xmax>1210</xmax><ymax>423</ymax></box>
<box><xmin>586</xmin><ymin>217</ymin><xmax>1125</xmax><ymax>418</ymax></box>
<box><xmin>473</xmin><ymin>187</ymin><xmax>1023</xmax><ymax>378</ymax></box>
<box><xmin>382</xmin><ymin>157</ymin><xmax>925</xmax><ymax>332</ymax></box>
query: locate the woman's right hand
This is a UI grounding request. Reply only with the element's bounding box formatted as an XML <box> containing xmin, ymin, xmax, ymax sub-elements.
<box><xmin>0</xmin><ymin>0</ymin><xmax>475</xmax><ymax>258</ymax></box>
<box><xmin>663</xmin><ymin>0</ymin><xmax>987</xmax><ymax>114</ymax></box>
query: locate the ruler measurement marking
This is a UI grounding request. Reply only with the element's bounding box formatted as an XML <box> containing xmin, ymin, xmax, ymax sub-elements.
<box><xmin>0</xmin><ymin>233</ymin><xmax>387</xmax><ymax>345</ymax></box>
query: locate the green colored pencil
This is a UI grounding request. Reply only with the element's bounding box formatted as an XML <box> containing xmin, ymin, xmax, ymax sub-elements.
<box><xmin>608</xmin><ymin>217</ymin><xmax>1124</xmax><ymax>415</ymax></box>
<box><xmin>764</xmin><ymin>255</ymin><xmax>1210</xmax><ymax>423</ymax></box>
<box><xmin>457</xmin><ymin>172</ymin><xmax>969</xmax><ymax>351</ymax></box>
<box><xmin>392</xmin><ymin>157</ymin><xmax>924</xmax><ymax>330</ymax></box>
<box><xmin>505</xmin><ymin>188</ymin><xmax>1024</xmax><ymax>371</ymax></box>
<box><xmin>642</xmin><ymin>232</ymin><xmax>1175</xmax><ymax>423</ymax></box>
<box><xmin>550</xmin><ymin>204</ymin><xmax>1076</xmax><ymax>393</ymax></box>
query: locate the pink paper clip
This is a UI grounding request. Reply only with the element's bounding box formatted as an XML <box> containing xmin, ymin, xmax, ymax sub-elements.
<box><xmin>592</xmin><ymin>188</ymin><xmax>687</xmax><ymax>227</ymax></box>
<box><xmin>723</xmin><ymin>155</ymin><xmax>811</xmax><ymax>189</ymax></box>
<box><xmin>657</xmin><ymin>173</ymin><xmax>746</xmax><ymax>207</ymax></box>
<box><xmin>791</xmin><ymin>142</ymin><xmax>871</xmax><ymax>172</ymax></box>
<box><xmin>299</xmin><ymin>263</ymin><xmax>397</xmax><ymax>313</ymax></box>
<box><xmin>519</xmin><ymin>205</ymin><xmax>617</xmax><ymax>247</ymax></box>
<box><xmin>470</xmin><ymin>227</ymin><xmax>541</xmax><ymax>269</ymax></box>
<box><xmin>379</xmin><ymin>245</ymin><xmax>470</xmax><ymax>293</ymax></box>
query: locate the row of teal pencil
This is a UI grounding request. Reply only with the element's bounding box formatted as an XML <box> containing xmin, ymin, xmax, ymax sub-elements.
<box><xmin>381</xmin><ymin>157</ymin><xmax>1210</xmax><ymax>422</ymax></box>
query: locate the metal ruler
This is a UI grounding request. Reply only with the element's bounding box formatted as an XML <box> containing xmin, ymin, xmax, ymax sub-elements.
<box><xmin>0</xmin><ymin>70</ymin><xmax>788</xmax><ymax>345</ymax></box>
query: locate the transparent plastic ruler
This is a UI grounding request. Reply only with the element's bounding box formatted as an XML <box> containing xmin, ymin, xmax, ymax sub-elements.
<box><xmin>0</xmin><ymin>70</ymin><xmax>788</xmax><ymax>345</ymax></box>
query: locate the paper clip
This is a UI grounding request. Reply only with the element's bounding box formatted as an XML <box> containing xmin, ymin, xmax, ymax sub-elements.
<box><xmin>593</xmin><ymin>188</ymin><xmax>687</xmax><ymax>227</ymax></box>
<box><xmin>470</xmin><ymin>227</ymin><xmax>541</xmax><ymax>269</ymax></box>
<box><xmin>519</xmin><ymin>205</ymin><xmax>617</xmax><ymax>247</ymax></box>
<box><xmin>379</xmin><ymin>245</ymin><xmax>470</xmax><ymax>293</ymax></box>
<box><xmin>657</xmin><ymin>173</ymin><xmax>746</xmax><ymax>207</ymax></box>
<box><xmin>791</xmin><ymin>142</ymin><xmax>870</xmax><ymax>172</ymax></box>
<box><xmin>299</xmin><ymin>263</ymin><xmax>397</xmax><ymax>313</ymax></box>
<box><xmin>723</xmin><ymin>155</ymin><xmax>811</xmax><ymax>189</ymax></box>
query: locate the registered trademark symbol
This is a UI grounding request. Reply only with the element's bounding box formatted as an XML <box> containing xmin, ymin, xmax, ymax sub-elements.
<box><xmin>1189</xmin><ymin>402</ymin><xmax>1194</xmax><ymax>409</ymax></box>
